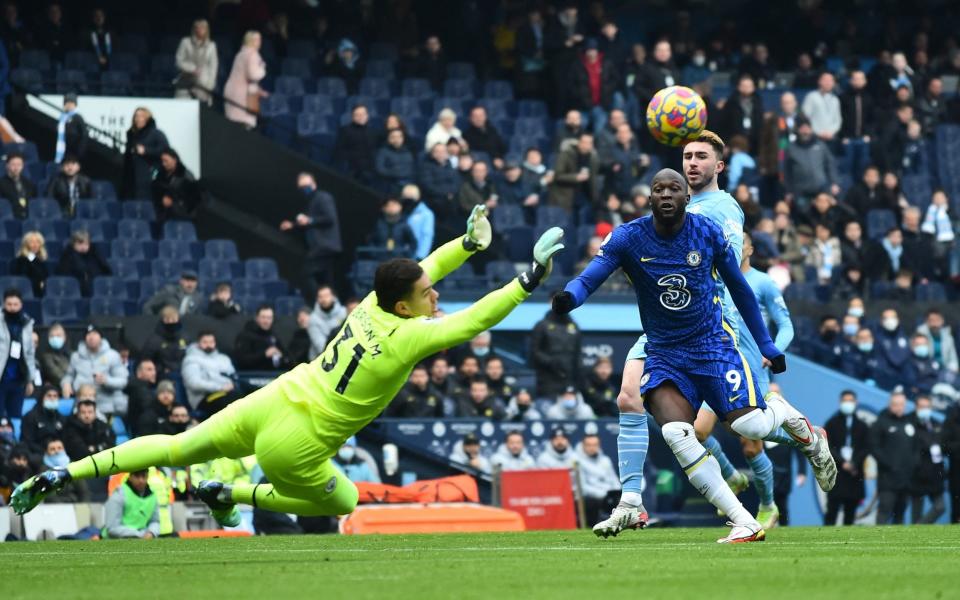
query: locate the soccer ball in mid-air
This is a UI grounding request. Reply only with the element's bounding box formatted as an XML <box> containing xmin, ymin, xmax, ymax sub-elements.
<box><xmin>645</xmin><ymin>86</ymin><xmax>708</xmax><ymax>147</ymax></box>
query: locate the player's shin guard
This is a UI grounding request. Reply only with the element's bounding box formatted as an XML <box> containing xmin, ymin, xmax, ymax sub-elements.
<box><xmin>746</xmin><ymin>452</ymin><xmax>776</xmax><ymax>507</ymax></box>
<box><xmin>702</xmin><ymin>435</ymin><xmax>738</xmax><ymax>481</ymax></box>
<box><xmin>617</xmin><ymin>412</ymin><xmax>648</xmax><ymax>505</ymax></box>
<box><xmin>661</xmin><ymin>422</ymin><xmax>756</xmax><ymax>526</ymax></box>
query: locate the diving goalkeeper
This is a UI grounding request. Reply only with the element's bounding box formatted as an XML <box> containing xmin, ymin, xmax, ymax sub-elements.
<box><xmin>12</xmin><ymin>207</ymin><xmax>565</xmax><ymax>526</ymax></box>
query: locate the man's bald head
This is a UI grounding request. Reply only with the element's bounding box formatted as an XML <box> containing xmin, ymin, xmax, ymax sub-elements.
<box><xmin>651</xmin><ymin>168</ymin><xmax>688</xmax><ymax>190</ymax></box>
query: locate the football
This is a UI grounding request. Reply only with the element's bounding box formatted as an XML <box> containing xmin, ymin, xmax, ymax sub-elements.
<box><xmin>645</xmin><ymin>85</ymin><xmax>709</xmax><ymax>147</ymax></box>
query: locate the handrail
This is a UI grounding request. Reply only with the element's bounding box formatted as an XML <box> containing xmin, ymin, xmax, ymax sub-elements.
<box><xmin>12</xmin><ymin>82</ymin><xmax>125</xmax><ymax>152</ymax></box>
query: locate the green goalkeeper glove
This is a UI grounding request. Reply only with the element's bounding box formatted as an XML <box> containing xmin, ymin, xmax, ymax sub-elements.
<box><xmin>518</xmin><ymin>227</ymin><xmax>565</xmax><ymax>292</ymax></box>
<box><xmin>462</xmin><ymin>204</ymin><xmax>492</xmax><ymax>251</ymax></box>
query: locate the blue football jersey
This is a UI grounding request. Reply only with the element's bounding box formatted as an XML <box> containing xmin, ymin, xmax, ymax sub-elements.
<box><xmin>593</xmin><ymin>213</ymin><xmax>736</xmax><ymax>355</ymax></box>
<box><xmin>688</xmin><ymin>190</ymin><xmax>744</xmax><ymax>337</ymax></box>
<box><xmin>737</xmin><ymin>267</ymin><xmax>795</xmax><ymax>388</ymax></box>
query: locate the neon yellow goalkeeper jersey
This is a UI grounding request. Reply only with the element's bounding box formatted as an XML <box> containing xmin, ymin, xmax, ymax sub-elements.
<box><xmin>276</xmin><ymin>237</ymin><xmax>530</xmax><ymax>458</ymax></box>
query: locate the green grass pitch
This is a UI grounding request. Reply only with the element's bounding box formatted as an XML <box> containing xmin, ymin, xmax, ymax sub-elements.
<box><xmin>3</xmin><ymin>526</ymin><xmax>958</xmax><ymax>599</ymax></box>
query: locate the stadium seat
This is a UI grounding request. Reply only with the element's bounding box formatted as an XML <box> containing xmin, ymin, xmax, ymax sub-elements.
<box><xmin>366</xmin><ymin>60</ymin><xmax>396</xmax><ymax>80</ymax></box>
<box><xmin>281</xmin><ymin>57</ymin><xmax>312</xmax><ymax>78</ymax></box>
<box><xmin>274</xmin><ymin>75</ymin><xmax>306</xmax><ymax>97</ymax></box>
<box><xmin>352</xmin><ymin>260</ymin><xmax>378</xmax><ymax>288</ymax></box>
<box><xmin>4</xmin><ymin>142</ymin><xmax>40</xmax><ymax>164</ymax></box>
<box><xmin>516</xmin><ymin>100</ymin><xmax>548</xmax><ymax>118</ymax></box>
<box><xmin>536</xmin><ymin>205</ymin><xmax>570</xmax><ymax>229</ymax></box>
<box><xmin>76</xmin><ymin>198</ymin><xmax>117</xmax><ymax>219</ymax></box>
<box><xmin>45</xmin><ymin>276</ymin><xmax>82</xmax><ymax>299</ymax></box>
<box><xmin>442</xmin><ymin>79</ymin><xmax>475</xmax><ymax>100</ymax></box>
<box><xmin>20</xmin><ymin>50</ymin><xmax>51</xmax><ymax>72</ymax></box>
<box><xmin>915</xmin><ymin>282</ymin><xmax>947</xmax><ymax>302</ymax></box>
<box><xmin>297</xmin><ymin>112</ymin><xmax>334</xmax><ymax>136</ymax></box>
<box><xmin>446</xmin><ymin>62</ymin><xmax>477</xmax><ymax>81</ymax></box>
<box><xmin>431</xmin><ymin>98</ymin><xmax>465</xmax><ymax>118</ymax></box>
<box><xmin>56</xmin><ymin>69</ymin><xmax>89</xmax><ymax>94</ymax></box>
<box><xmin>117</xmin><ymin>218</ymin><xmax>152</xmax><ymax>240</ymax></box>
<box><xmin>121</xmin><ymin>200</ymin><xmax>156</xmax><ymax>221</ymax></box>
<box><xmin>783</xmin><ymin>282</ymin><xmax>819</xmax><ymax>303</ymax></box>
<box><xmin>0</xmin><ymin>199</ymin><xmax>12</xmax><ymax>221</ymax></box>
<box><xmin>482</xmin><ymin>80</ymin><xmax>514</xmax><ymax>101</ymax></box>
<box><xmin>158</xmin><ymin>240</ymin><xmax>196</xmax><ymax>261</ymax></box>
<box><xmin>109</xmin><ymin>258</ymin><xmax>146</xmax><ymax>280</ymax></box>
<box><xmin>151</xmin><ymin>259</ymin><xmax>189</xmax><ymax>280</ymax></box>
<box><xmin>65</xmin><ymin>50</ymin><xmax>98</xmax><ymax>73</ymax></box>
<box><xmin>485</xmin><ymin>261</ymin><xmax>518</xmax><ymax>285</ymax></box>
<box><xmin>93</xmin><ymin>276</ymin><xmax>132</xmax><ymax>299</ymax></box>
<box><xmin>492</xmin><ymin>204</ymin><xmax>525</xmax><ymax>230</ymax></box>
<box><xmin>100</xmin><ymin>71</ymin><xmax>133</xmax><ymax>95</ymax></box>
<box><xmin>368</xmin><ymin>42</ymin><xmax>398</xmax><ymax>62</ymax></box>
<box><xmin>477</xmin><ymin>99</ymin><xmax>512</xmax><ymax>121</ymax></box>
<box><xmin>20</xmin><ymin>219</ymin><xmax>63</xmax><ymax>243</ymax></box>
<box><xmin>245</xmin><ymin>258</ymin><xmax>279</xmax><ymax>280</ymax></box>
<box><xmin>259</xmin><ymin>94</ymin><xmax>291</xmax><ymax>117</ymax></box>
<box><xmin>287</xmin><ymin>40</ymin><xmax>317</xmax><ymax>59</ymax></box>
<box><xmin>302</xmin><ymin>94</ymin><xmax>341</xmax><ymax>116</ymax></box>
<box><xmin>42</xmin><ymin>298</ymin><xmax>81</xmax><ymax>323</ymax></box>
<box><xmin>70</xmin><ymin>219</ymin><xmax>112</xmax><ymax>242</ymax></box>
<box><xmin>505</xmin><ymin>226</ymin><xmax>534</xmax><ymax>263</ymax></box>
<box><xmin>28</xmin><ymin>198</ymin><xmax>62</xmax><ymax>220</ymax></box>
<box><xmin>870</xmin><ymin>280</ymin><xmax>893</xmax><ymax>300</ymax></box>
<box><xmin>10</xmin><ymin>68</ymin><xmax>42</xmax><ymax>93</ymax></box>
<box><xmin>204</xmin><ymin>239</ymin><xmax>239</xmax><ymax>262</ymax></box>
<box><xmin>163</xmin><ymin>221</ymin><xmax>198</xmax><ymax>241</ymax></box>
<box><xmin>89</xmin><ymin>297</ymin><xmax>130</xmax><ymax>317</ymax></box>
<box><xmin>199</xmin><ymin>258</ymin><xmax>239</xmax><ymax>282</ymax></box>
<box><xmin>514</xmin><ymin>117</ymin><xmax>548</xmax><ymax>140</ymax></box>
<box><xmin>390</xmin><ymin>96</ymin><xmax>426</xmax><ymax>119</ymax></box>
<box><xmin>866</xmin><ymin>209</ymin><xmax>897</xmax><ymax>239</ymax></box>
<box><xmin>316</xmin><ymin>77</ymin><xmax>348</xmax><ymax>98</ymax></box>
<box><xmin>138</xmin><ymin>276</ymin><xmax>169</xmax><ymax>301</ymax></box>
<box><xmin>231</xmin><ymin>279</ymin><xmax>267</xmax><ymax>299</ymax></box>
<box><xmin>275</xmin><ymin>295</ymin><xmax>307</xmax><ymax>316</ymax></box>
<box><xmin>111</xmin><ymin>239</ymin><xmax>147</xmax><ymax>260</ymax></box>
<box><xmin>110</xmin><ymin>52</ymin><xmax>141</xmax><ymax>74</ymax></box>
<box><xmin>400</xmin><ymin>78</ymin><xmax>434</xmax><ymax>99</ymax></box>
<box><xmin>0</xmin><ymin>276</ymin><xmax>34</xmax><ymax>299</ymax></box>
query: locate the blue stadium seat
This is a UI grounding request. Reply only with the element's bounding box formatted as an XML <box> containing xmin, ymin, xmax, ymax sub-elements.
<box><xmin>70</xmin><ymin>219</ymin><xmax>111</xmax><ymax>242</ymax></box>
<box><xmin>204</xmin><ymin>239</ymin><xmax>239</xmax><ymax>262</ymax></box>
<box><xmin>281</xmin><ymin>57</ymin><xmax>312</xmax><ymax>78</ymax></box>
<box><xmin>109</xmin><ymin>258</ymin><xmax>146</xmax><ymax>280</ymax></box>
<box><xmin>93</xmin><ymin>276</ymin><xmax>132</xmax><ymax>299</ymax></box>
<box><xmin>390</xmin><ymin>97</ymin><xmax>425</xmax><ymax>119</ymax></box>
<box><xmin>117</xmin><ymin>218</ymin><xmax>152</xmax><ymax>240</ymax></box>
<box><xmin>20</xmin><ymin>50</ymin><xmax>51</xmax><ymax>72</ymax></box>
<box><xmin>10</xmin><ymin>68</ymin><xmax>42</xmax><ymax>93</ymax></box>
<box><xmin>368</xmin><ymin>42</ymin><xmax>398</xmax><ymax>62</ymax></box>
<box><xmin>302</xmin><ymin>94</ymin><xmax>341</xmax><ymax>116</ymax></box>
<box><xmin>158</xmin><ymin>240</ymin><xmax>195</xmax><ymax>261</ymax></box>
<box><xmin>65</xmin><ymin>50</ymin><xmax>97</xmax><ymax>73</ymax></box>
<box><xmin>163</xmin><ymin>220</ymin><xmax>198</xmax><ymax>241</ymax></box>
<box><xmin>274</xmin><ymin>75</ymin><xmax>306</xmax><ymax>97</ymax></box>
<box><xmin>259</xmin><ymin>94</ymin><xmax>291</xmax><ymax>117</ymax></box>
<box><xmin>508</xmin><ymin>135</ymin><xmax>546</xmax><ymax>155</ymax></box>
<box><xmin>915</xmin><ymin>283</ymin><xmax>947</xmax><ymax>302</ymax></box>
<box><xmin>274</xmin><ymin>295</ymin><xmax>308</xmax><ymax>316</ymax></box>
<box><xmin>111</xmin><ymin>239</ymin><xmax>147</xmax><ymax>260</ymax></box>
<box><xmin>536</xmin><ymin>205</ymin><xmax>570</xmax><ymax>229</ymax></box>
<box><xmin>42</xmin><ymin>298</ymin><xmax>80</xmax><ymax>323</ymax></box>
<box><xmin>316</xmin><ymin>77</ymin><xmax>348</xmax><ymax>98</ymax></box>
<box><xmin>139</xmin><ymin>276</ymin><xmax>170</xmax><ymax>301</ymax></box>
<box><xmin>870</xmin><ymin>280</ymin><xmax>893</xmax><ymax>300</ymax></box>
<box><xmin>505</xmin><ymin>226</ymin><xmax>534</xmax><ymax>263</ymax></box>
<box><xmin>3</xmin><ymin>142</ymin><xmax>39</xmax><ymax>164</ymax></box>
<box><xmin>783</xmin><ymin>282</ymin><xmax>819</xmax><ymax>303</ymax></box>
<box><xmin>110</xmin><ymin>52</ymin><xmax>141</xmax><ymax>73</ymax></box>
<box><xmin>199</xmin><ymin>259</ymin><xmax>239</xmax><ymax>282</ymax></box>
<box><xmin>446</xmin><ymin>62</ymin><xmax>477</xmax><ymax>81</ymax></box>
<box><xmin>514</xmin><ymin>117</ymin><xmax>548</xmax><ymax>140</ymax></box>
<box><xmin>115</xmin><ymin>33</ymin><xmax>148</xmax><ymax>54</ymax></box>
<box><xmin>287</xmin><ymin>40</ymin><xmax>317</xmax><ymax>59</ymax></box>
<box><xmin>89</xmin><ymin>181</ymin><xmax>118</xmax><ymax>201</ymax></box>
<box><xmin>231</xmin><ymin>279</ymin><xmax>267</xmax><ymax>299</ymax></box>
<box><xmin>431</xmin><ymin>98</ymin><xmax>465</xmax><ymax>118</ymax></box>
<box><xmin>76</xmin><ymin>198</ymin><xmax>117</xmax><ymax>220</ymax></box>
<box><xmin>0</xmin><ymin>276</ymin><xmax>34</xmax><ymax>299</ymax></box>
<box><xmin>245</xmin><ymin>258</ymin><xmax>279</xmax><ymax>280</ymax></box>
<box><xmin>866</xmin><ymin>209</ymin><xmax>897</xmax><ymax>239</ymax></box>
<box><xmin>483</xmin><ymin>80</ymin><xmax>514</xmax><ymax>100</ymax></box>
<box><xmin>485</xmin><ymin>260</ymin><xmax>517</xmax><ymax>285</ymax></box>
<box><xmin>492</xmin><ymin>204</ymin><xmax>525</xmax><ymax>230</ymax></box>
<box><xmin>365</xmin><ymin>60</ymin><xmax>396</xmax><ymax>80</ymax></box>
<box><xmin>89</xmin><ymin>297</ymin><xmax>130</xmax><ymax>317</ymax></box>
<box><xmin>400</xmin><ymin>78</ymin><xmax>434</xmax><ymax>99</ymax></box>
<box><xmin>45</xmin><ymin>276</ymin><xmax>82</xmax><ymax>299</ymax></box>
<box><xmin>297</xmin><ymin>112</ymin><xmax>334</xmax><ymax>136</ymax></box>
<box><xmin>56</xmin><ymin>69</ymin><xmax>89</xmax><ymax>94</ymax></box>
<box><xmin>477</xmin><ymin>99</ymin><xmax>512</xmax><ymax>121</ymax></box>
<box><xmin>516</xmin><ymin>100</ymin><xmax>548</xmax><ymax>118</ymax></box>
<box><xmin>28</xmin><ymin>198</ymin><xmax>62</xmax><ymax>220</ymax></box>
<box><xmin>151</xmin><ymin>259</ymin><xmax>189</xmax><ymax>280</ymax></box>
<box><xmin>100</xmin><ymin>71</ymin><xmax>133</xmax><ymax>95</ymax></box>
<box><xmin>20</xmin><ymin>219</ymin><xmax>63</xmax><ymax>242</ymax></box>
<box><xmin>0</xmin><ymin>199</ymin><xmax>12</xmax><ymax>220</ymax></box>
<box><xmin>121</xmin><ymin>200</ymin><xmax>156</xmax><ymax>221</ymax></box>
<box><xmin>442</xmin><ymin>79</ymin><xmax>475</xmax><ymax>99</ymax></box>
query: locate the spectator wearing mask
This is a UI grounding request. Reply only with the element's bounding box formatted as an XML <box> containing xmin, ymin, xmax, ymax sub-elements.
<box><xmin>62</xmin><ymin>325</ymin><xmax>128</xmax><ymax>418</ymax></box>
<box><xmin>387</xmin><ymin>364</ymin><xmax>443</xmax><ymax>418</ymax></box>
<box><xmin>368</xmin><ymin>198</ymin><xmax>418</xmax><ymax>259</ymax></box>
<box><xmin>39</xmin><ymin>323</ymin><xmax>70</xmax><ymax>385</ymax></box>
<box><xmin>124</xmin><ymin>359</ymin><xmax>157</xmax><ymax>437</ymax></box>
<box><xmin>943</xmin><ymin>401</ymin><xmax>960</xmax><ymax>523</ymax></box>
<box><xmin>483</xmin><ymin>356</ymin><xmax>513</xmax><ymax>404</ymax></box>
<box><xmin>41</xmin><ymin>436</ymin><xmax>89</xmax><ymax>503</ymax></box>
<box><xmin>308</xmin><ymin>286</ymin><xmax>346</xmax><ymax>361</ymax></box>
<box><xmin>224</xmin><ymin>30</ymin><xmax>267</xmax><ymax>129</ymax></box>
<box><xmin>716</xmin><ymin>74</ymin><xmax>764</xmax><ymax>152</ymax></box>
<box><xmin>801</xmin><ymin>72</ymin><xmax>842</xmax><ymax>143</ymax></box>
<box><xmin>20</xmin><ymin>384</ymin><xmax>65</xmax><ymax>458</ymax></box>
<box><xmin>449</xmin><ymin>433</ymin><xmax>491</xmax><ymax>475</ymax></box>
<box><xmin>374</xmin><ymin>128</ymin><xmax>415</xmax><ymax>194</ymax></box>
<box><xmin>152</xmin><ymin>148</ymin><xmax>201</xmax><ymax>224</ymax></box>
<box><xmin>545</xmin><ymin>386</ymin><xmax>596</xmax><ymax>420</ymax></box>
<box><xmin>842</xmin><ymin>327</ymin><xmax>880</xmax><ymax>386</ymax></box>
<box><xmin>823</xmin><ymin>391</ymin><xmax>869</xmax><ymax>525</ymax></box>
<box><xmin>144</xmin><ymin>271</ymin><xmax>202</xmax><ymax>316</ymax></box>
<box><xmin>174</xmin><ymin>19</ymin><xmax>218</xmax><ymax>104</ymax></box>
<box><xmin>0</xmin><ymin>152</ymin><xmax>36</xmax><ymax>219</ymax></box>
<box><xmin>234</xmin><ymin>305</ymin><xmax>289</xmax><ymax>371</ymax></box>
<box><xmin>839</xmin><ymin>219</ymin><xmax>875</xmax><ymax>272</ymax></box>
<box><xmin>870</xmin><ymin>390</ymin><xmax>917</xmax><ymax>525</ymax></box>
<box><xmin>102</xmin><ymin>469</ymin><xmax>160</xmax><ymax>539</ymax></box>
<box><xmin>55</xmin><ymin>94</ymin><xmax>88</xmax><ymax>163</ymax></box>
<box><xmin>531</xmin><ymin>303</ymin><xmax>582</xmax><ymax>400</ymax></box>
<box><xmin>182</xmin><ymin>332</ymin><xmax>239</xmax><ymax>415</ymax></box>
<box><xmin>553</xmin><ymin>110</ymin><xmax>585</xmax><ymax>153</ymax></box>
<box><xmin>11</xmin><ymin>231</ymin><xmax>49</xmax><ymax>298</ymax></box>
<box><xmin>141</xmin><ymin>306</ymin><xmax>189</xmax><ymax>376</ymax></box>
<box><xmin>400</xmin><ymin>184</ymin><xmax>435</xmax><ymax>261</ymax></box>
<box><xmin>56</xmin><ymin>230</ymin><xmax>111</xmax><ymax>297</ymax></box>
<box><xmin>905</xmin><ymin>334</ymin><xmax>943</xmax><ymax>397</ymax></box>
<box><xmin>206</xmin><ymin>282</ymin><xmax>241</xmax><ymax>319</ymax></box>
<box><xmin>333</xmin><ymin>105</ymin><xmax>378</xmax><ymax>185</ymax></box>
<box><xmin>784</xmin><ymin>118</ymin><xmax>840</xmax><ymax>209</ymax></box>
<box><xmin>0</xmin><ymin>288</ymin><xmax>35</xmax><ymax>421</ymax></box>
<box><xmin>581</xmin><ymin>357</ymin><xmax>617</xmax><ymax>417</ymax></box>
<box><xmin>332</xmin><ymin>437</ymin><xmax>379</xmax><ymax>483</ymax></box>
<box><xmin>122</xmin><ymin>107</ymin><xmax>169</xmax><ymax>199</ymax></box>
<box><xmin>63</xmin><ymin>392</ymin><xmax>116</xmax><ymax>461</ymax></box>
<box><xmin>456</xmin><ymin>378</ymin><xmax>506</xmax><ymax>420</ymax></box>
<box><xmin>462</xmin><ymin>106</ymin><xmax>507</xmax><ymax>169</ymax></box>
<box><xmin>279</xmin><ymin>172</ymin><xmax>342</xmax><ymax>298</ymax></box>
<box><xmin>910</xmin><ymin>395</ymin><xmax>946</xmax><ymax>524</ymax></box>
<box><xmin>162</xmin><ymin>405</ymin><xmax>191</xmax><ymax>436</ymax></box>
<box><xmin>45</xmin><ymin>155</ymin><xmax>91</xmax><ymax>217</ymax></box>
<box><xmin>577</xmin><ymin>434</ymin><xmax>621</xmax><ymax>524</ymax></box>
<box><xmin>491</xmin><ymin>431</ymin><xmax>535</xmax><ymax>471</ymax></box>
<box><xmin>875</xmin><ymin>308</ymin><xmax>911</xmax><ymax>389</ymax></box>
<box><xmin>537</xmin><ymin>428</ymin><xmax>577</xmax><ymax>469</ymax></box>
<box><xmin>504</xmin><ymin>388</ymin><xmax>542</xmax><ymax>422</ymax></box>
<box><xmin>916</xmin><ymin>309</ymin><xmax>958</xmax><ymax>375</ymax></box>
<box><xmin>810</xmin><ymin>316</ymin><xmax>846</xmax><ymax>370</ymax></box>
<box><xmin>137</xmin><ymin>380</ymin><xmax>178</xmax><ymax>436</ymax></box>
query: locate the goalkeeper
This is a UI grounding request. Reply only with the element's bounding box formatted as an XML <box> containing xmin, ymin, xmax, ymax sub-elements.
<box><xmin>12</xmin><ymin>207</ymin><xmax>565</xmax><ymax>526</ymax></box>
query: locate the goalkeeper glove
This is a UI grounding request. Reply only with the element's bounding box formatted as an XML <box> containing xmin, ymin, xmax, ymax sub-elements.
<box><xmin>462</xmin><ymin>204</ymin><xmax>492</xmax><ymax>251</ymax></box>
<box><xmin>518</xmin><ymin>227</ymin><xmax>564</xmax><ymax>293</ymax></box>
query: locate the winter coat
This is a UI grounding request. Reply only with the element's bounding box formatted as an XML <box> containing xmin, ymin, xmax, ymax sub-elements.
<box><xmin>374</xmin><ymin>145</ymin><xmax>416</xmax><ymax>188</ymax></box>
<box><xmin>869</xmin><ymin>409</ymin><xmax>918</xmax><ymax>492</ymax></box>
<box><xmin>0</xmin><ymin>309</ymin><xmax>36</xmax><ymax>384</ymax></box>
<box><xmin>20</xmin><ymin>402</ymin><xmax>66</xmax><ymax>457</ymax></box>
<box><xmin>175</xmin><ymin>35</ymin><xmax>218</xmax><ymax>103</ymax></box>
<box><xmin>144</xmin><ymin>284</ymin><xmax>203</xmax><ymax>316</ymax></box>
<box><xmin>206</xmin><ymin>298</ymin><xmax>242</xmax><ymax>319</ymax></box>
<box><xmin>38</xmin><ymin>347</ymin><xmax>70</xmax><ymax>385</ymax></box>
<box><xmin>140</xmin><ymin>322</ymin><xmax>188</xmax><ymax>376</ymax></box>
<box><xmin>905</xmin><ymin>355</ymin><xmax>943</xmax><ymax>396</ymax></box>
<box><xmin>530</xmin><ymin>311</ymin><xmax>581</xmax><ymax>398</ymax></box>
<box><xmin>45</xmin><ymin>173</ymin><xmax>92</xmax><ymax>217</ymax></box>
<box><xmin>124</xmin><ymin>379</ymin><xmax>155</xmax><ymax>437</ymax></box>
<box><xmin>455</xmin><ymin>395</ymin><xmax>506</xmax><ymax>420</ymax></box>
<box><xmin>137</xmin><ymin>399</ymin><xmax>173</xmax><ymax>436</ymax></box>
<box><xmin>296</xmin><ymin>189</ymin><xmax>342</xmax><ymax>258</ymax></box>
<box><xmin>824</xmin><ymin>411</ymin><xmax>870</xmax><ymax>501</ymax></box>
<box><xmin>151</xmin><ymin>161</ymin><xmax>201</xmax><ymax>223</ymax></box>
<box><xmin>386</xmin><ymin>383</ymin><xmax>444</xmax><ymax>418</ymax></box>
<box><xmin>875</xmin><ymin>328</ymin><xmax>911</xmax><ymax>389</ymax></box>
<box><xmin>916</xmin><ymin>324</ymin><xmax>959</xmax><ymax>374</ymax></box>
<box><xmin>56</xmin><ymin>245</ymin><xmax>111</xmax><ymax>297</ymax></box>
<box><xmin>11</xmin><ymin>254</ymin><xmax>49</xmax><ymax>298</ymax></box>
<box><xmin>406</xmin><ymin>201</ymin><xmax>435</xmax><ymax>260</ymax></box>
<box><xmin>418</xmin><ymin>158</ymin><xmax>461</xmax><ymax>220</ymax></box>
<box><xmin>716</xmin><ymin>92</ymin><xmax>765</xmax><ymax>151</ymax></box>
<box><xmin>308</xmin><ymin>300</ymin><xmax>346</xmax><ymax>360</ymax></box>
<box><xmin>544</xmin><ymin>394</ymin><xmax>596</xmax><ymax>420</ymax></box>
<box><xmin>536</xmin><ymin>443</ymin><xmax>577</xmax><ymax>470</ymax></box>
<box><xmin>123</xmin><ymin>119</ymin><xmax>169</xmax><ymax>199</ymax></box>
<box><xmin>910</xmin><ymin>414</ymin><xmax>945</xmax><ymax>496</ymax></box>
<box><xmin>576</xmin><ymin>448</ymin><xmax>620</xmax><ymax>499</ymax></box>
<box><xmin>783</xmin><ymin>137</ymin><xmax>839</xmax><ymax>198</ymax></box>
<box><xmin>448</xmin><ymin>441</ymin><xmax>492</xmax><ymax>475</ymax></box>
<box><xmin>569</xmin><ymin>54</ymin><xmax>620</xmax><ymax>111</ymax></box>
<box><xmin>333</xmin><ymin>123</ymin><xmax>377</xmax><ymax>179</ymax></box>
<box><xmin>233</xmin><ymin>320</ymin><xmax>289</xmax><ymax>371</ymax></box>
<box><xmin>63</xmin><ymin>413</ymin><xmax>116</xmax><ymax>460</ymax></box>
<box><xmin>490</xmin><ymin>444</ymin><xmax>535</xmax><ymax>471</ymax></box>
<box><xmin>548</xmin><ymin>138</ymin><xmax>599</xmax><ymax>213</ymax></box>
<box><xmin>462</xmin><ymin>124</ymin><xmax>507</xmax><ymax>160</ymax></box>
<box><xmin>457</xmin><ymin>179</ymin><xmax>497</xmax><ymax>217</ymax></box>
<box><xmin>0</xmin><ymin>174</ymin><xmax>36</xmax><ymax>218</ymax></box>
<box><xmin>581</xmin><ymin>372</ymin><xmax>618</xmax><ymax>417</ymax></box>
<box><xmin>368</xmin><ymin>218</ymin><xmax>417</xmax><ymax>258</ymax></box>
<box><xmin>224</xmin><ymin>46</ymin><xmax>266</xmax><ymax>127</ymax></box>
<box><xmin>62</xmin><ymin>339</ymin><xmax>129</xmax><ymax>416</ymax></box>
<box><xmin>181</xmin><ymin>344</ymin><xmax>237</xmax><ymax>409</ymax></box>
<box><xmin>424</xmin><ymin>123</ymin><xmax>463</xmax><ymax>153</ymax></box>
<box><xmin>841</xmin><ymin>347</ymin><xmax>880</xmax><ymax>384</ymax></box>
<box><xmin>943</xmin><ymin>405</ymin><xmax>960</xmax><ymax>487</ymax></box>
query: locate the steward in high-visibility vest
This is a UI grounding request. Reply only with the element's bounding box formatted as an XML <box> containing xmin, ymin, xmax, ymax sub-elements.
<box><xmin>102</xmin><ymin>469</ymin><xmax>159</xmax><ymax>539</ymax></box>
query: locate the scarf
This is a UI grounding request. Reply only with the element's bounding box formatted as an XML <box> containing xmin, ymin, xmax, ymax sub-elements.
<box><xmin>55</xmin><ymin>109</ymin><xmax>77</xmax><ymax>163</ymax></box>
<box><xmin>90</xmin><ymin>30</ymin><xmax>111</xmax><ymax>61</ymax></box>
<box><xmin>881</xmin><ymin>237</ymin><xmax>903</xmax><ymax>272</ymax></box>
<box><xmin>921</xmin><ymin>204</ymin><xmax>955</xmax><ymax>242</ymax></box>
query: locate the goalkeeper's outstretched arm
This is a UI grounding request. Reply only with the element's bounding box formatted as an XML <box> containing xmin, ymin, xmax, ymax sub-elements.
<box><xmin>418</xmin><ymin>205</ymin><xmax>491</xmax><ymax>284</ymax></box>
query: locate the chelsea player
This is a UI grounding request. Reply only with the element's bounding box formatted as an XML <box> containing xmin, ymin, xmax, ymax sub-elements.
<box><xmin>554</xmin><ymin>168</ymin><xmax>826</xmax><ymax>543</ymax></box>
<box><xmin>12</xmin><ymin>207</ymin><xmax>566</xmax><ymax>524</ymax></box>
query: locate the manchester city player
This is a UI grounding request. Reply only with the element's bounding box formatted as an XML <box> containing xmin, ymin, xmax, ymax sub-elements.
<box><xmin>12</xmin><ymin>207</ymin><xmax>566</xmax><ymax>523</ymax></box>
<box><xmin>554</xmin><ymin>169</ymin><xmax>830</xmax><ymax>543</ymax></box>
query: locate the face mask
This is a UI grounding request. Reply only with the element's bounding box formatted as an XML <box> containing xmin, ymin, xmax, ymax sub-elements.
<box><xmin>338</xmin><ymin>447</ymin><xmax>356</xmax><ymax>462</ymax></box>
<box><xmin>857</xmin><ymin>342</ymin><xmax>874</xmax><ymax>353</ymax></box>
<box><xmin>917</xmin><ymin>408</ymin><xmax>933</xmax><ymax>420</ymax></box>
<box><xmin>882</xmin><ymin>318</ymin><xmax>899</xmax><ymax>332</ymax></box>
<box><xmin>914</xmin><ymin>345</ymin><xmax>930</xmax><ymax>358</ymax></box>
<box><xmin>562</xmin><ymin>398</ymin><xmax>577</xmax><ymax>410</ymax></box>
<box><xmin>48</xmin><ymin>335</ymin><xmax>65</xmax><ymax>350</ymax></box>
<box><xmin>43</xmin><ymin>399</ymin><xmax>60</xmax><ymax>411</ymax></box>
<box><xmin>43</xmin><ymin>451</ymin><xmax>70</xmax><ymax>469</ymax></box>
<box><xmin>842</xmin><ymin>323</ymin><xmax>859</xmax><ymax>337</ymax></box>
<box><xmin>473</xmin><ymin>347</ymin><xmax>490</xmax><ymax>357</ymax></box>
<box><xmin>693</xmin><ymin>55</ymin><xmax>706</xmax><ymax>66</ymax></box>
<box><xmin>0</xmin><ymin>430</ymin><xmax>14</xmax><ymax>444</ymax></box>
<box><xmin>163</xmin><ymin>322</ymin><xmax>181</xmax><ymax>333</ymax></box>
<box><xmin>4</xmin><ymin>308</ymin><xmax>20</xmax><ymax>318</ymax></box>
<box><xmin>839</xmin><ymin>402</ymin><xmax>856</xmax><ymax>416</ymax></box>
<box><xmin>821</xmin><ymin>330</ymin><xmax>838</xmax><ymax>341</ymax></box>
<box><xmin>202</xmin><ymin>347</ymin><xmax>216</xmax><ymax>355</ymax></box>
<box><xmin>848</xmin><ymin>307</ymin><xmax>864</xmax><ymax>318</ymax></box>
<box><xmin>300</xmin><ymin>185</ymin><xmax>315</xmax><ymax>195</ymax></box>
